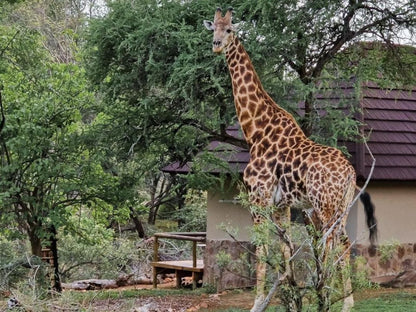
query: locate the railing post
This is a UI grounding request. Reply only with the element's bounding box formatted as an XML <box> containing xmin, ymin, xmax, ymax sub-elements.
<box><xmin>153</xmin><ymin>236</ymin><xmax>159</xmax><ymax>262</ymax></box>
<box><xmin>192</xmin><ymin>241</ymin><xmax>197</xmax><ymax>290</ymax></box>
<box><xmin>153</xmin><ymin>236</ymin><xmax>159</xmax><ymax>288</ymax></box>
<box><xmin>192</xmin><ymin>241</ymin><xmax>197</xmax><ymax>268</ymax></box>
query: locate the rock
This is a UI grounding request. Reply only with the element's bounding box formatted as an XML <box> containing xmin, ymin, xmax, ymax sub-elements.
<box><xmin>132</xmin><ymin>302</ymin><xmax>157</xmax><ymax>312</ymax></box>
<box><xmin>62</xmin><ymin>279</ymin><xmax>117</xmax><ymax>290</ymax></box>
<box><xmin>379</xmin><ymin>270</ymin><xmax>416</xmax><ymax>288</ymax></box>
<box><xmin>7</xmin><ymin>297</ymin><xmax>20</xmax><ymax>309</ymax></box>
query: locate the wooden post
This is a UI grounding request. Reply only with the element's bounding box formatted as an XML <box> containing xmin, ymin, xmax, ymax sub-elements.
<box><xmin>153</xmin><ymin>236</ymin><xmax>159</xmax><ymax>288</ymax></box>
<box><xmin>192</xmin><ymin>272</ymin><xmax>197</xmax><ymax>290</ymax></box>
<box><xmin>153</xmin><ymin>236</ymin><xmax>159</xmax><ymax>262</ymax></box>
<box><xmin>192</xmin><ymin>241</ymin><xmax>197</xmax><ymax>268</ymax></box>
<box><xmin>192</xmin><ymin>241</ymin><xmax>197</xmax><ymax>289</ymax></box>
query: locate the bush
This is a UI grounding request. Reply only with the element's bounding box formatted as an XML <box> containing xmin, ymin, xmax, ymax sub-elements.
<box><xmin>58</xmin><ymin>225</ymin><xmax>153</xmax><ymax>282</ymax></box>
<box><xmin>0</xmin><ymin>237</ymin><xmax>49</xmax><ymax>298</ymax></box>
<box><xmin>176</xmin><ymin>190</ymin><xmax>207</xmax><ymax>233</ymax></box>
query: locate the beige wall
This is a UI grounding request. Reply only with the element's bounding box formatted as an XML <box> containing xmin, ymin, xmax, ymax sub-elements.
<box><xmin>347</xmin><ymin>181</ymin><xmax>416</xmax><ymax>245</ymax></box>
<box><xmin>207</xmin><ymin>181</ymin><xmax>416</xmax><ymax>245</ymax></box>
<box><xmin>206</xmin><ymin>185</ymin><xmax>252</xmax><ymax>241</ymax></box>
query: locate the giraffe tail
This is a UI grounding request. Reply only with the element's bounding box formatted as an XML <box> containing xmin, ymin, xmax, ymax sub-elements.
<box><xmin>359</xmin><ymin>191</ymin><xmax>378</xmax><ymax>246</ymax></box>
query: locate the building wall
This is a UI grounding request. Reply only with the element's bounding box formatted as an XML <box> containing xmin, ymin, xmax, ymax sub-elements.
<box><xmin>203</xmin><ymin>239</ymin><xmax>255</xmax><ymax>291</ymax></box>
<box><xmin>205</xmin><ymin>180</ymin><xmax>416</xmax><ymax>289</ymax></box>
<box><xmin>347</xmin><ymin>181</ymin><xmax>416</xmax><ymax>245</ymax></box>
<box><xmin>205</xmin><ymin>183</ymin><xmax>254</xmax><ymax>290</ymax></box>
<box><xmin>207</xmin><ymin>181</ymin><xmax>416</xmax><ymax>244</ymax></box>
<box><xmin>206</xmin><ymin>185</ymin><xmax>252</xmax><ymax>241</ymax></box>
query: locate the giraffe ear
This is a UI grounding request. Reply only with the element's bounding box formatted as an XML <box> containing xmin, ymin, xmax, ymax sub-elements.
<box><xmin>231</xmin><ymin>22</ymin><xmax>241</xmax><ymax>32</ymax></box>
<box><xmin>203</xmin><ymin>20</ymin><xmax>215</xmax><ymax>31</ymax></box>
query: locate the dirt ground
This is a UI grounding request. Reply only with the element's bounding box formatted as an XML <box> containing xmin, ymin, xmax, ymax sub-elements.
<box><xmin>89</xmin><ymin>289</ymin><xmax>255</xmax><ymax>312</ymax></box>
<box><xmin>4</xmin><ymin>282</ymin><xmax>416</xmax><ymax>312</ymax></box>
<box><xmin>87</xmin><ymin>285</ymin><xmax>416</xmax><ymax>312</ymax></box>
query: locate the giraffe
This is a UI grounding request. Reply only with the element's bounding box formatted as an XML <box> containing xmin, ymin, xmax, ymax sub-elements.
<box><xmin>204</xmin><ymin>8</ymin><xmax>377</xmax><ymax>312</ymax></box>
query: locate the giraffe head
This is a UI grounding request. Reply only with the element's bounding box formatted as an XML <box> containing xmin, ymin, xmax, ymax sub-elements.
<box><xmin>203</xmin><ymin>8</ymin><xmax>236</xmax><ymax>54</ymax></box>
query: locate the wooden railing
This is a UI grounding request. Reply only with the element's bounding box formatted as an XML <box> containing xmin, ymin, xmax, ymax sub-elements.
<box><xmin>152</xmin><ymin>232</ymin><xmax>206</xmax><ymax>288</ymax></box>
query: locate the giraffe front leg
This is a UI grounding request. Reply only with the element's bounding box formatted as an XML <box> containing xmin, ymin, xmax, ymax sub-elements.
<box><xmin>251</xmin><ymin>244</ymin><xmax>267</xmax><ymax>312</ymax></box>
<box><xmin>274</xmin><ymin>206</ymin><xmax>292</xmax><ymax>277</ymax></box>
<box><xmin>250</xmin><ymin>211</ymin><xmax>269</xmax><ymax>312</ymax></box>
<box><xmin>244</xmin><ymin>176</ymin><xmax>278</xmax><ymax>311</ymax></box>
<box><xmin>274</xmin><ymin>206</ymin><xmax>304</xmax><ymax>311</ymax></box>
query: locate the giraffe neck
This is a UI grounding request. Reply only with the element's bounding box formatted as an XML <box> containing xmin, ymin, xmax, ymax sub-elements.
<box><xmin>225</xmin><ymin>36</ymin><xmax>305</xmax><ymax>145</ymax></box>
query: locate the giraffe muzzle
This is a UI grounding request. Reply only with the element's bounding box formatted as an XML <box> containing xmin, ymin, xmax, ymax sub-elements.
<box><xmin>213</xmin><ymin>40</ymin><xmax>223</xmax><ymax>53</ymax></box>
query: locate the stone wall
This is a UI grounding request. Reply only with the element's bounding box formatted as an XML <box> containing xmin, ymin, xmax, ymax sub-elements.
<box><xmin>353</xmin><ymin>243</ymin><xmax>416</xmax><ymax>285</ymax></box>
<box><xmin>203</xmin><ymin>239</ymin><xmax>256</xmax><ymax>291</ymax></box>
<box><xmin>204</xmin><ymin>241</ymin><xmax>416</xmax><ymax>291</ymax></box>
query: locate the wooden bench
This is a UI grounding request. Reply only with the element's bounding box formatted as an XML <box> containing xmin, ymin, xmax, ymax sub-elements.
<box><xmin>151</xmin><ymin>232</ymin><xmax>206</xmax><ymax>289</ymax></box>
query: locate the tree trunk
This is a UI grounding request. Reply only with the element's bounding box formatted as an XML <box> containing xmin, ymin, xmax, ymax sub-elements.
<box><xmin>28</xmin><ymin>227</ymin><xmax>42</xmax><ymax>257</ymax></box>
<box><xmin>302</xmin><ymin>91</ymin><xmax>314</xmax><ymax>137</ymax></box>
<box><xmin>147</xmin><ymin>205</ymin><xmax>158</xmax><ymax>225</ymax></box>
<box><xmin>50</xmin><ymin>225</ymin><xmax>62</xmax><ymax>292</ymax></box>
<box><xmin>129</xmin><ymin>207</ymin><xmax>146</xmax><ymax>238</ymax></box>
<box><xmin>176</xmin><ymin>192</ymin><xmax>186</xmax><ymax>228</ymax></box>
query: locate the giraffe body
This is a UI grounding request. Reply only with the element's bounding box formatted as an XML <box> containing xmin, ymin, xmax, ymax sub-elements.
<box><xmin>204</xmin><ymin>8</ymin><xmax>376</xmax><ymax>312</ymax></box>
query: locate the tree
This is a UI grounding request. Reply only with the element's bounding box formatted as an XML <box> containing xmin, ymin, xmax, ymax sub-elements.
<box><xmin>84</xmin><ymin>0</ymin><xmax>416</xmax><ymax>231</ymax></box>
<box><xmin>237</xmin><ymin>0</ymin><xmax>416</xmax><ymax>136</ymax></box>
<box><xmin>83</xmin><ymin>0</ymin><xmax>240</xmax><ymax>226</ymax></box>
<box><xmin>85</xmin><ymin>0</ymin><xmax>416</xmax><ymax>157</ymax></box>
<box><xmin>0</xmin><ymin>22</ymin><xmax>122</xmax><ymax>294</ymax></box>
<box><xmin>5</xmin><ymin>0</ymin><xmax>106</xmax><ymax>63</ymax></box>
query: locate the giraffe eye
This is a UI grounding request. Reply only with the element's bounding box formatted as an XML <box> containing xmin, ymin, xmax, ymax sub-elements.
<box><xmin>226</xmin><ymin>29</ymin><xmax>232</xmax><ymax>33</ymax></box>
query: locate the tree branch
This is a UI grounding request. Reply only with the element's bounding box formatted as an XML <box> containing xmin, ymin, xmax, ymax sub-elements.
<box><xmin>181</xmin><ymin>118</ymin><xmax>248</xmax><ymax>150</ymax></box>
<box><xmin>0</xmin><ymin>90</ymin><xmax>4</xmax><ymax>136</ymax></box>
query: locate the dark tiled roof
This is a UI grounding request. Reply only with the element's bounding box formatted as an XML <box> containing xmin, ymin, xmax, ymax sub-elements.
<box><xmin>163</xmin><ymin>83</ymin><xmax>416</xmax><ymax>181</ymax></box>
<box><xmin>359</xmin><ymin>83</ymin><xmax>416</xmax><ymax>180</ymax></box>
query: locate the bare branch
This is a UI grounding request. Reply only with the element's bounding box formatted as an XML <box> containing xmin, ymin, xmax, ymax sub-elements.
<box><xmin>181</xmin><ymin>118</ymin><xmax>248</xmax><ymax>150</ymax></box>
<box><xmin>251</xmin><ymin>274</ymin><xmax>283</xmax><ymax>312</ymax></box>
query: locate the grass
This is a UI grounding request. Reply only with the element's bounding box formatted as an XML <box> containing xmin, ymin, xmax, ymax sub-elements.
<box><xmin>352</xmin><ymin>291</ymin><xmax>416</xmax><ymax>311</ymax></box>
<box><xmin>2</xmin><ymin>287</ymin><xmax>416</xmax><ymax>311</ymax></box>
<box><xmin>206</xmin><ymin>290</ymin><xmax>416</xmax><ymax>312</ymax></box>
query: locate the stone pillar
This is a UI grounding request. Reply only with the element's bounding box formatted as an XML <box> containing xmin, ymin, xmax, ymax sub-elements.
<box><xmin>203</xmin><ymin>239</ymin><xmax>256</xmax><ymax>291</ymax></box>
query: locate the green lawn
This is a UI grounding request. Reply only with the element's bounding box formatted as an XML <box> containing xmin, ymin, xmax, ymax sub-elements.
<box><xmin>3</xmin><ymin>288</ymin><xmax>416</xmax><ymax>311</ymax></box>
<box><xmin>209</xmin><ymin>290</ymin><xmax>416</xmax><ymax>312</ymax></box>
<box><xmin>351</xmin><ymin>291</ymin><xmax>416</xmax><ymax>312</ymax></box>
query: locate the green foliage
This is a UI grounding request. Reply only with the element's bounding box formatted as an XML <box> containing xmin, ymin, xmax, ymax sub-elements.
<box><xmin>0</xmin><ymin>237</ymin><xmax>50</xmax><ymax>298</ymax></box>
<box><xmin>59</xmin><ymin>230</ymin><xmax>151</xmax><ymax>281</ymax></box>
<box><xmin>84</xmin><ymin>0</ymin><xmax>233</xmax><ymax>159</ymax></box>
<box><xmin>332</xmin><ymin>42</ymin><xmax>416</xmax><ymax>89</ymax></box>
<box><xmin>0</xmin><ymin>238</ymin><xmax>28</xmax><ymax>291</ymax></box>
<box><xmin>378</xmin><ymin>239</ymin><xmax>400</xmax><ymax>265</ymax></box>
<box><xmin>216</xmin><ymin>250</ymin><xmax>232</xmax><ymax>270</ymax></box>
<box><xmin>0</xmin><ymin>16</ymin><xmax>125</xmax><ymax>256</ymax></box>
<box><xmin>175</xmin><ymin>190</ymin><xmax>207</xmax><ymax>232</ymax></box>
<box><xmin>352</xmin><ymin>256</ymin><xmax>379</xmax><ymax>291</ymax></box>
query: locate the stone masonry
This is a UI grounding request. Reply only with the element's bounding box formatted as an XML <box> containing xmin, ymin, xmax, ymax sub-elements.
<box><xmin>353</xmin><ymin>243</ymin><xmax>416</xmax><ymax>287</ymax></box>
<box><xmin>204</xmin><ymin>241</ymin><xmax>416</xmax><ymax>290</ymax></box>
<box><xmin>203</xmin><ymin>239</ymin><xmax>256</xmax><ymax>291</ymax></box>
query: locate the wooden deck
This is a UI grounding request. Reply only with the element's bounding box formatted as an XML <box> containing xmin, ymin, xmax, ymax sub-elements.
<box><xmin>151</xmin><ymin>260</ymin><xmax>204</xmax><ymax>272</ymax></box>
<box><xmin>151</xmin><ymin>260</ymin><xmax>204</xmax><ymax>288</ymax></box>
<box><xmin>151</xmin><ymin>232</ymin><xmax>206</xmax><ymax>289</ymax></box>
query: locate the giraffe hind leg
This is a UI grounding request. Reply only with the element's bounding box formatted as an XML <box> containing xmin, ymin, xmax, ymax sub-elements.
<box><xmin>339</xmin><ymin>231</ymin><xmax>354</xmax><ymax>312</ymax></box>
